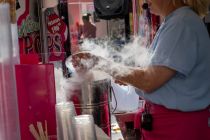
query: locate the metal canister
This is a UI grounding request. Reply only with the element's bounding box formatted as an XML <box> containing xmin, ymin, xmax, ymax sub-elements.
<box><xmin>68</xmin><ymin>77</ymin><xmax>111</xmax><ymax>137</ymax></box>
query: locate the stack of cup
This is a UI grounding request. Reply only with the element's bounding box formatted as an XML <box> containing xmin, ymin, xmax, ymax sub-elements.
<box><xmin>73</xmin><ymin>115</ymin><xmax>97</xmax><ymax>140</ymax></box>
<box><xmin>55</xmin><ymin>102</ymin><xmax>76</xmax><ymax>140</ymax></box>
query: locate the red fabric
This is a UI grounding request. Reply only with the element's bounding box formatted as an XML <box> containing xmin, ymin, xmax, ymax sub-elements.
<box><xmin>134</xmin><ymin>108</ymin><xmax>144</xmax><ymax>129</ymax></box>
<box><xmin>135</xmin><ymin>102</ymin><xmax>210</xmax><ymax>140</ymax></box>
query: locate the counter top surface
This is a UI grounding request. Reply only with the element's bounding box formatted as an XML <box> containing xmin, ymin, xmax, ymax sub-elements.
<box><xmin>111</xmin><ymin>115</ymin><xmax>124</xmax><ymax>140</ymax></box>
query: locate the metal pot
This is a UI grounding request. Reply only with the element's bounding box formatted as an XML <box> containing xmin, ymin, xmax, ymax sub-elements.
<box><xmin>68</xmin><ymin>76</ymin><xmax>111</xmax><ymax>137</ymax></box>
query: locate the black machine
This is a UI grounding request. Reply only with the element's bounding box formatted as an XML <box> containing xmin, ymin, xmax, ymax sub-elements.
<box><xmin>93</xmin><ymin>0</ymin><xmax>129</xmax><ymax>20</ymax></box>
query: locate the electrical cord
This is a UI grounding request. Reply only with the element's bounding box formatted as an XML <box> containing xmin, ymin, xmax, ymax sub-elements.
<box><xmin>111</xmin><ymin>85</ymin><xmax>132</xmax><ymax>114</ymax></box>
<box><xmin>111</xmin><ymin>86</ymin><xmax>118</xmax><ymax>114</ymax></box>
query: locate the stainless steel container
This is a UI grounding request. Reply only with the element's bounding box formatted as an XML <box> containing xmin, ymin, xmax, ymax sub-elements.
<box><xmin>68</xmin><ymin>77</ymin><xmax>111</xmax><ymax>137</ymax></box>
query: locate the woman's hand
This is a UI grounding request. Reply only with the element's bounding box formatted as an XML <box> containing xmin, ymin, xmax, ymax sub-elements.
<box><xmin>114</xmin><ymin>79</ymin><xmax>127</xmax><ymax>86</ymax></box>
<box><xmin>71</xmin><ymin>52</ymin><xmax>99</xmax><ymax>72</ymax></box>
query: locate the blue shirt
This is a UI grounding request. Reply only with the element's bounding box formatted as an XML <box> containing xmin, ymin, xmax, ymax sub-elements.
<box><xmin>136</xmin><ymin>6</ymin><xmax>210</xmax><ymax>111</ymax></box>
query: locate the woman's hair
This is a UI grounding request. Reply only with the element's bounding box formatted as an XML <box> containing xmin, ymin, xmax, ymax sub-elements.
<box><xmin>184</xmin><ymin>0</ymin><xmax>209</xmax><ymax>17</ymax></box>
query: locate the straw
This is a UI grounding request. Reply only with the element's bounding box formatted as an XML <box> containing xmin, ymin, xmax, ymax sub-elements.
<box><xmin>29</xmin><ymin>124</ymin><xmax>41</xmax><ymax>140</ymax></box>
<box><xmin>0</xmin><ymin>0</ymin><xmax>16</xmax><ymax>23</ymax></box>
<box><xmin>8</xmin><ymin>0</ymin><xmax>16</xmax><ymax>23</ymax></box>
<box><xmin>0</xmin><ymin>2</ymin><xmax>21</xmax><ymax>140</ymax></box>
<box><xmin>37</xmin><ymin>122</ymin><xmax>46</xmax><ymax>140</ymax></box>
<box><xmin>45</xmin><ymin>120</ymin><xmax>49</xmax><ymax>140</ymax></box>
<box><xmin>29</xmin><ymin>122</ymin><xmax>49</xmax><ymax>140</ymax></box>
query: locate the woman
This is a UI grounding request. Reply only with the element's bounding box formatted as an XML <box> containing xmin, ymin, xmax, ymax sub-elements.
<box><xmin>72</xmin><ymin>0</ymin><xmax>210</xmax><ymax>139</ymax></box>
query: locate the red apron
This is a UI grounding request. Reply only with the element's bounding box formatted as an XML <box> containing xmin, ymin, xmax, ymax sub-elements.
<box><xmin>134</xmin><ymin>102</ymin><xmax>210</xmax><ymax>140</ymax></box>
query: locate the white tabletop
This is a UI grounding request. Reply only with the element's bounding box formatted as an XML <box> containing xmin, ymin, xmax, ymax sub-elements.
<box><xmin>111</xmin><ymin>115</ymin><xmax>124</xmax><ymax>140</ymax></box>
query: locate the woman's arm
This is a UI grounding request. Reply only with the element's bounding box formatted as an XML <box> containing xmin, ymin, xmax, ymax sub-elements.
<box><xmin>71</xmin><ymin>52</ymin><xmax>176</xmax><ymax>93</ymax></box>
<box><xmin>112</xmin><ymin>65</ymin><xmax>176</xmax><ymax>93</ymax></box>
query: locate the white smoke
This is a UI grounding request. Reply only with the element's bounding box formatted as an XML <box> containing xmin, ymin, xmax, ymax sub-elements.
<box><xmin>60</xmin><ymin>36</ymin><xmax>152</xmax><ymax>102</ymax></box>
<box><xmin>73</xmin><ymin>37</ymin><xmax>152</xmax><ymax>77</ymax></box>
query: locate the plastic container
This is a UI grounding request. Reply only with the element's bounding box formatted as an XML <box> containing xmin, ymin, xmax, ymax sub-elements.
<box><xmin>0</xmin><ymin>3</ymin><xmax>21</xmax><ymax>140</ymax></box>
<box><xmin>56</xmin><ymin>102</ymin><xmax>76</xmax><ymax>140</ymax></box>
<box><xmin>73</xmin><ymin>115</ymin><xmax>97</xmax><ymax>140</ymax></box>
